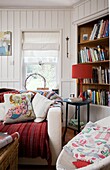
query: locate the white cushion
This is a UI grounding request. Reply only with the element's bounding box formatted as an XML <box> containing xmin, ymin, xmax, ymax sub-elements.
<box><xmin>0</xmin><ymin>103</ymin><xmax>5</xmax><ymax>121</ymax></box>
<box><xmin>32</xmin><ymin>93</ymin><xmax>54</xmax><ymax>122</ymax></box>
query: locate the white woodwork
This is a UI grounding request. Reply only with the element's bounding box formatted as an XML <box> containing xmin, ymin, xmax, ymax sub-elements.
<box><xmin>85</xmin><ymin>0</ymin><xmax>91</xmax><ymax>16</ymax></box>
<box><xmin>63</xmin><ymin>11</ymin><xmax>71</xmax><ymax>80</ymax></box>
<box><xmin>20</xmin><ymin>11</ymin><xmax>27</xmax><ymax>29</ymax></box>
<box><xmin>51</xmin><ymin>10</ymin><xmax>58</xmax><ymax>28</ymax></box>
<box><xmin>1</xmin><ymin>11</ymin><xmax>8</xmax><ymax>82</ymax></box>
<box><xmin>39</xmin><ymin>10</ymin><xmax>46</xmax><ymax>28</ymax></box>
<box><xmin>45</xmin><ymin>11</ymin><xmax>51</xmax><ymax>29</ymax></box>
<box><xmin>91</xmin><ymin>0</ymin><xmax>98</xmax><ymax>14</ymax></box>
<box><xmin>13</xmin><ymin>11</ymin><xmax>20</xmax><ymax>81</ymax></box>
<box><xmin>32</xmin><ymin>11</ymin><xmax>39</xmax><ymax>28</ymax></box>
<box><xmin>104</xmin><ymin>0</ymin><xmax>109</xmax><ymax>8</ymax></box>
<box><xmin>7</xmin><ymin>82</ymin><xmax>14</xmax><ymax>88</ymax></box>
<box><xmin>98</xmin><ymin>0</ymin><xmax>105</xmax><ymax>11</ymax></box>
<box><xmin>72</xmin><ymin>6</ymin><xmax>79</xmax><ymax>21</ymax></box>
<box><xmin>78</xmin><ymin>3</ymin><xmax>85</xmax><ymax>19</ymax></box>
<box><xmin>7</xmin><ymin>11</ymin><xmax>14</xmax><ymax>81</ymax></box>
<box><xmin>26</xmin><ymin>11</ymin><xmax>33</xmax><ymax>28</ymax></box>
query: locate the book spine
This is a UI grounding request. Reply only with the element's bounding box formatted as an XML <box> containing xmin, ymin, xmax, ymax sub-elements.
<box><xmin>89</xmin><ymin>24</ymin><xmax>96</xmax><ymax>40</ymax></box>
<box><xmin>100</xmin><ymin>20</ymin><xmax>106</xmax><ymax>38</ymax></box>
<box><xmin>97</xmin><ymin>19</ymin><xmax>104</xmax><ymax>39</ymax></box>
<box><xmin>103</xmin><ymin>20</ymin><xmax>108</xmax><ymax>37</ymax></box>
<box><xmin>108</xmin><ymin>92</ymin><xmax>110</xmax><ymax>107</ymax></box>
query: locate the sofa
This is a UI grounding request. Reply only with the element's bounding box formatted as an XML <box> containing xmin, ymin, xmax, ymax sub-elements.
<box><xmin>56</xmin><ymin>116</ymin><xmax>110</xmax><ymax>170</ymax></box>
<box><xmin>0</xmin><ymin>90</ymin><xmax>62</xmax><ymax>166</ymax></box>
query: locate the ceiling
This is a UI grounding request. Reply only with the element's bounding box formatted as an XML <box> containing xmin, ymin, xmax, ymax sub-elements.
<box><xmin>0</xmin><ymin>0</ymin><xmax>81</xmax><ymax>8</ymax></box>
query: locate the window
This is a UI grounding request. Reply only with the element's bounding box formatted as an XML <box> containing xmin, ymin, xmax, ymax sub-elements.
<box><xmin>22</xmin><ymin>31</ymin><xmax>61</xmax><ymax>91</ymax></box>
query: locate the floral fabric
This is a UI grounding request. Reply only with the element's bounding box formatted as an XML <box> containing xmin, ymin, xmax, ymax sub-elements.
<box><xmin>4</xmin><ymin>93</ymin><xmax>36</xmax><ymax>124</ymax></box>
<box><xmin>64</xmin><ymin>122</ymin><xmax>110</xmax><ymax>163</ymax></box>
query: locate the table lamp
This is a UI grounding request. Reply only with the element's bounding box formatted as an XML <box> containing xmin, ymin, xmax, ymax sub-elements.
<box><xmin>72</xmin><ymin>64</ymin><xmax>92</xmax><ymax>100</ymax></box>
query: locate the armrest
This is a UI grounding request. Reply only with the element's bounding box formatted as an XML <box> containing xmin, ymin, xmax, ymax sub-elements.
<box><xmin>47</xmin><ymin>106</ymin><xmax>62</xmax><ymax>165</ymax></box>
<box><xmin>0</xmin><ymin>103</ymin><xmax>5</xmax><ymax>121</ymax></box>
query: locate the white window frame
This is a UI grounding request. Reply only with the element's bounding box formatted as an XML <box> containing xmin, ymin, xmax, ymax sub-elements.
<box><xmin>20</xmin><ymin>29</ymin><xmax>62</xmax><ymax>94</ymax></box>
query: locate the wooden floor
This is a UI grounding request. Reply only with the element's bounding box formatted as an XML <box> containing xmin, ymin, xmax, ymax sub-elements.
<box><xmin>18</xmin><ymin>165</ymin><xmax>56</xmax><ymax>170</ymax></box>
<box><xmin>18</xmin><ymin>128</ymin><xmax>74</xmax><ymax>170</ymax></box>
<box><xmin>62</xmin><ymin>127</ymin><xmax>75</xmax><ymax>145</ymax></box>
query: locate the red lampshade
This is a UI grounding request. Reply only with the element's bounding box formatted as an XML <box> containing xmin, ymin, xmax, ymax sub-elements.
<box><xmin>72</xmin><ymin>64</ymin><xmax>92</xmax><ymax>79</ymax></box>
<box><xmin>72</xmin><ymin>64</ymin><xmax>92</xmax><ymax>100</ymax></box>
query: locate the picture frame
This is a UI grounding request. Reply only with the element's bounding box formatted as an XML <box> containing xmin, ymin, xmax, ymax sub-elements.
<box><xmin>83</xmin><ymin>34</ymin><xmax>88</xmax><ymax>41</ymax></box>
<box><xmin>0</xmin><ymin>31</ymin><xmax>12</xmax><ymax>56</ymax></box>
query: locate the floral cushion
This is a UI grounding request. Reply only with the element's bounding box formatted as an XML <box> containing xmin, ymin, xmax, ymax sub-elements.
<box><xmin>3</xmin><ymin>93</ymin><xmax>36</xmax><ymax>124</ymax></box>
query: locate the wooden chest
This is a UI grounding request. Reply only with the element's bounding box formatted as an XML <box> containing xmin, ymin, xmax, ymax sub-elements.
<box><xmin>0</xmin><ymin>139</ymin><xmax>19</xmax><ymax>170</ymax></box>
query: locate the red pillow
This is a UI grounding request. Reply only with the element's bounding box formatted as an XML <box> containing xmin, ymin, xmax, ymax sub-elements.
<box><xmin>73</xmin><ymin>160</ymin><xmax>91</xmax><ymax>168</ymax></box>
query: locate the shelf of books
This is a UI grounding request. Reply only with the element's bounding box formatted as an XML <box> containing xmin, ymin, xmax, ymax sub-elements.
<box><xmin>77</xmin><ymin>14</ymin><xmax>110</xmax><ymax>107</ymax></box>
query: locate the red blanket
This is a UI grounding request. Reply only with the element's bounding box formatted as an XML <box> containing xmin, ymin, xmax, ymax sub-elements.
<box><xmin>0</xmin><ymin>121</ymin><xmax>51</xmax><ymax>164</ymax></box>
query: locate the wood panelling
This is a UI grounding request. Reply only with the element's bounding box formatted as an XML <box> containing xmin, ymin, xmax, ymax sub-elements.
<box><xmin>0</xmin><ymin>9</ymin><xmax>72</xmax><ymax>92</ymax></box>
<box><xmin>0</xmin><ymin>0</ymin><xmax>109</xmax><ymax>95</ymax></box>
<box><xmin>85</xmin><ymin>0</ymin><xmax>91</xmax><ymax>16</ymax></box>
<box><xmin>91</xmin><ymin>0</ymin><xmax>98</xmax><ymax>14</ymax></box>
<box><xmin>98</xmin><ymin>0</ymin><xmax>105</xmax><ymax>11</ymax></box>
<box><xmin>27</xmin><ymin>11</ymin><xmax>33</xmax><ymax>28</ymax></box>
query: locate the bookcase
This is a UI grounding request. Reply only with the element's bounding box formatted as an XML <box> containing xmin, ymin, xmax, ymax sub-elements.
<box><xmin>77</xmin><ymin>15</ymin><xmax>110</xmax><ymax>106</ymax></box>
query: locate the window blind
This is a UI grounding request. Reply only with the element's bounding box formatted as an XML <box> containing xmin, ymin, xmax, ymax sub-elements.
<box><xmin>22</xmin><ymin>32</ymin><xmax>60</xmax><ymax>50</ymax></box>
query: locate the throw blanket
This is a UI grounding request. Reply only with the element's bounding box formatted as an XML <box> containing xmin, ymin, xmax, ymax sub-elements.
<box><xmin>0</xmin><ymin>121</ymin><xmax>51</xmax><ymax>165</ymax></box>
<box><xmin>64</xmin><ymin>122</ymin><xmax>110</xmax><ymax>164</ymax></box>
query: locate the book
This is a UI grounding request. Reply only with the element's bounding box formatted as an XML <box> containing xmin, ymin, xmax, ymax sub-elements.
<box><xmin>97</xmin><ymin>19</ymin><xmax>104</xmax><ymax>39</ymax></box>
<box><xmin>101</xmin><ymin>69</ymin><xmax>105</xmax><ymax>84</ymax></box>
<box><xmin>108</xmin><ymin>92</ymin><xmax>110</xmax><ymax>107</ymax></box>
<box><xmin>97</xmin><ymin>66</ymin><xmax>102</xmax><ymax>84</ymax></box>
<box><xmin>105</xmin><ymin>20</ymin><xmax>109</xmax><ymax>37</ymax></box>
<box><xmin>90</xmin><ymin>48</ymin><xmax>95</xmax><ymax>62</ymax></box>
<box><xmin>108</xmin><ymin>69</ymin><xmax>110</xmax><ymax>84</ymax></box>
<box><xmin>87</xmin><ymin>49</ymin><xmax>92</xmax><ymax>62</ymax></box>
<box><xmin>94</xmin><ymin>20</ymin><xmax>101</xmax><ymax>39</ymax></box>
<box><xmin>103</xmin><ymin>20</ymin><xmax>108</xmax><ymax>37</ymax></box>
<box><xmin>89</xmin><ymin>24</ymin><xmax>97</xmax><ymax>40</ymax></box>
<box><xmin>104</xmin><ymin>68</ymin><xmax>108</xmax><ymax>84</ymax></box>
<box><xmin>0</xmin><ymin>132</ymin><xmax>19</xmax><ymax>149</ymax></box>
<box><xmin>91</xmin><ymin>24</ymin><xmax>97</xmax><ymax>40</ymax></box>
<box><xmin>100</xmin><ymin>20</ymin><xmax>106</xmax><ymax>38</ymax></box>
<box><xmin>97</xmin><ymin>45</ymin><xmax>103</xmax><ymax>61</ymax></box>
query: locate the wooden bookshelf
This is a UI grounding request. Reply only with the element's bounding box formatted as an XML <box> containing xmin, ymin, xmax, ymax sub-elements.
<box><xmin>77</xmin><ymin>14</ymin><xmax>110</xmax><ymax>106</ymax></box>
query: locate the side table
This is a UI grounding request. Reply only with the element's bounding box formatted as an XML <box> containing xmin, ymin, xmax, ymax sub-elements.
<box><xmin>63</xmin><ymin>98</ymin><xmax>92</xmax><ymax>141</ymax></box>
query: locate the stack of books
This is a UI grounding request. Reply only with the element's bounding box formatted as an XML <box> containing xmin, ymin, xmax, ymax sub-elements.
<box><xmin>83</xmin><ymin>90</ymin><xmax>110</xmax><ymax>106</ymax></box>
<box><xmin>79</xmin><ymin>46</ymin><xmax>109</xmax><ymax>63</ymax></box>
<box><xmin>89</xmin><ymin>18</ymin><xmax>109</xmax><ymax>40</ymax></box>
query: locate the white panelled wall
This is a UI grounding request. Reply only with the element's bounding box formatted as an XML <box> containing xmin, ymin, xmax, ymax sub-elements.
<box><xmin>0</xmin><ymin>0</ymin><xmax>109</xmax><ymax>123</ymax></box>
<box><xmin>0</xmin><ymin>9</ymin><xmax>72</xmax><ymax>94</ymax></box>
